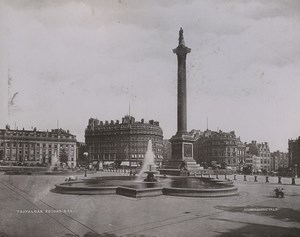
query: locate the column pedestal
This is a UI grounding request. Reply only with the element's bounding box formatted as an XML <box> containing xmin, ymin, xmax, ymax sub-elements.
<box><xmin>161</xmin><ymin>133</ymin><xmax>200</xmax><ymax>175</ymax></box>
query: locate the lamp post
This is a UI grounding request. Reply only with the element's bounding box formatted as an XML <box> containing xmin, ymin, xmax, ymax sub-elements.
<box><xmin>83</xmin><ymin>152</ymin><xmax>88</xmax><ymax>177</ymax></box>
<box><xmin>295</xmin><ymin>164</ymin><xmax>298</xmax><ymax>178</ymax></box>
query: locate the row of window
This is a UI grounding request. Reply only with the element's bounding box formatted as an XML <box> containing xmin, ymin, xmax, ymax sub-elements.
<box><xmin>197</xmin><ymin>140</ymin><xmax>240</xmax><ymax>146</ymax></box>
<box><xmin>91</xmin><ymin>124</ymin><xmax>160</xmax><ymax>130</ymax></box>
<box><xmin>3</xmin><ymin>149</ymin><xmax>75</xmax><ymax>156</ymax></box>
<box><xmin>197</xmin><ymin>151</ymin><xmax>245</xmax><ymax>157</ymax></box>
<box><xmin>227</xmin><ymin>158</ymin><xmax>237</xmax><ymax>164</ymax></box>
<box><xmin>91</xmin><ymin>141</ymin><xmax>161</xmax><ymax>147</ymax></box>
<box><xmin>96</xmin><ymin>153</ymin><xmax>162</xmax><ymax>159</ymax></box>
<box><xmin>245</xmin><ymin>158</ymin><xmax>270</xmax><ymax>164</ymax></box>
<box><xmin>3</xmin><ymin>149</ymin><xmax>74</xmax><ymax>154</ymax></box>
<box><xmin>92</xmin><ymin>147</ymin><xmax>162</xmax><ymax>153</ymax></box>
<box><xmin>199</xmin><ymin>147</ymin><xmax>244</xmax><ymax>152</ymax></box>
<box><xmin>2</xmin><ymin>133</ymin><xmax>74</xmax><ymax>140</ymax></box>
<box><xmin>87</xmin><ymin>135</ymin><xmax>162</xmax><ymax>141</ymax></box>
<box><xmin>3</xmin><ymin>155</ymin><xmax>75</xmax><ymax>161</ymax></box>
<box><xmin>260</xmin><ymin>153</ymin><xmax>270</xmax><ymax>157</ymax></box>
<box><xmin>1</xmin><ymin>142</ymin><xmax>75</xmax><ymax>149</ymax></box>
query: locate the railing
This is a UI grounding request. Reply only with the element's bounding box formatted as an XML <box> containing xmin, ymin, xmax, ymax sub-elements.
<box><xmin>0</xmin><ymin>166</ymin><xmax>47</xmax><ymax>172</ymax></box>
<box><xmin>196</xmin><ymin>173</ymin><xmax>298</xmax><ymax>185</ymax></box>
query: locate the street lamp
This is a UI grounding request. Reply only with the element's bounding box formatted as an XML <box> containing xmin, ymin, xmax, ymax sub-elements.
<box><xmin>83</xmin><ymin>152</ymin><xmax>88</xmax><ymax>177</ymax></box>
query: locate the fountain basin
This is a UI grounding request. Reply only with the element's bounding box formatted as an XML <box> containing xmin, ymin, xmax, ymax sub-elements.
<box><xmin>54</xmin><ymin>175</ymin><xmax>238</xmax><ymax>198</ymax></box>
<box><xmin>55</xmin><ymin>181</ymin><xmax>118</xmax><ymax>195</ymax></box>
<box><xmin>162</xmin><ymin>186</ymin><xmax>238</xmax><ymax>197</ymax></box>
<box><xmin>116</xmin><ymin>186</ymin><xmax>163</xmax><ymax>198</ymax></box>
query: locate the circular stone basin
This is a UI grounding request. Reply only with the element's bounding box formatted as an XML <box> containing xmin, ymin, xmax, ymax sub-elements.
<box><xmin>55</xmin><ymin>175</ymin><xmax>238</xmax><ymax>197</ymax></box>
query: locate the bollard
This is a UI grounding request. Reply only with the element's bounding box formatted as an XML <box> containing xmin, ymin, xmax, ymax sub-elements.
<box><xmin>244</xmin><ymin>175</ymin><xmax>247</xmax><ymax>181</ymax></box>
<box><xmin>234</xmin><ymin>174</ymin><xmax>237</xmax><ymax>180</ymax></box>
<box><xmin>225</xmin><ymin>174</ymin><xmax>227</xmax><ymax>180</ymax></box>
<box><xmin>266</xmin><ymin>176</ymin><xmax>269</xmax><ymax>183</ymax></box>
<box><xmin>216</xmin><ymin>174</ymin><xmax>219</xmax><ymax>179</ymax></box>
<box><xmin>278</xmin><ymin>176</ymin><xmax>282</xmax><ymax>184</ymax></box>
<box><xmin>292</xmin><ymin>177</ymin><xmax>296</xmax><ymax>185</ymax></box>
<box><xmin>254</xmin><ymin>176</ymin><xmax>258</xmax><ymax>182</ymax></box>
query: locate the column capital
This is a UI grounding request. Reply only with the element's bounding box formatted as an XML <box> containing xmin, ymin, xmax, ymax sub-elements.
<box><xmin>173</xmin><ymin>45</ymin><xmax>191</xmax><ymax>56</ymax></box>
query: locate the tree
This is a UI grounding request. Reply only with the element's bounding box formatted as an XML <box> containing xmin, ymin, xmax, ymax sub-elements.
<box><xmin>59</xmin><ymin>148</ymin><xmax>68</xmax><ymax>164</ymax></box>
<box><xmin>242</xmin><ymin>165</ymin><xmax>252</xmax><ymax>175</ymax></box>
<box><xmin>0</xmin><ymin>150</ymin><xmax>4</xmax><ymax>161</ymax></box>
<box><xmin>114</xmin><ymin>160</ymin><xmax>121</xmax><ymax>168</ymax></box>
<box><xmin>77</xmin><ymin>144</ymin><xmax>88</xmax><ymax>166</ymax></box>
<box><xmin>201</xmin><ymin>162</ymin><xmax>209</xmax><ymax>169</ymax></box>
<box><xmin>220</xmin><ymin>161</ymin><xmax>227</xmax><ymax>169</ymax></box>
<box><xmin>261</xmin><ymin>169</ymin><xmax>268</xmax><ymax>175</ymax></box>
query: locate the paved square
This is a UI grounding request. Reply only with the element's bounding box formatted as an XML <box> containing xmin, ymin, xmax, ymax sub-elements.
<box><xmin>1</xmin><ymin>172</ymin><xmax>300</xmax><ymax>237</ymax></box>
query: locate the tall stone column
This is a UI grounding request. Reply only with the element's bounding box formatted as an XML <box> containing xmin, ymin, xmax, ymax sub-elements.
<box><xmin>173</xmin><ymin>27</ymin><xmax>190</xmax><ymax>134</ymax></box>
<box><xmin>165</xmin><ymin>28</ymin><xmax>200</xmax><ymax>173</ymax></box>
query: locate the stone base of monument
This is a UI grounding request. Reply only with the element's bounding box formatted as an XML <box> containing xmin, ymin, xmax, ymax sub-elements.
<box><xmin>159</xmin><ymin>158</ymin><xmax>202</xmax><ymax>176</ymax></box>
<box><xmin>116</xmin><ymin>186</ymin><xmax>163</xmax><ymax>198</ymax></box>
<box><xmin>158</xmin><ymin>168</ymin><xmax>185</xmax><ymax>176</ymax></box>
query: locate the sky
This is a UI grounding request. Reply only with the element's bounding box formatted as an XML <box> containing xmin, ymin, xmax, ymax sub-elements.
<box><xmin>1</xmin><ymin>0</ymin><xmax>300</xmax><ymax>151</ymax></box>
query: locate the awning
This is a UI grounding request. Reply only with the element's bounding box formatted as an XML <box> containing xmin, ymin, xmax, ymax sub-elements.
<box><xmin>130</xmin><ymin>164</ymin><xmax>138</xmax><ymax>167</ymax></box>
<box><xmin>121</xmin><ymin>161</ymin><xmax>138</xmax><ymax>167</ymax></box>
<box><xmin>104</xmin><ymin>161</ymin><xmax>114</xmax><ymax>165</ymax></box>
<box><xmin>121</xmin><ymin>161</ymin><xmax>130</xmax><ymax>166</ymax></box>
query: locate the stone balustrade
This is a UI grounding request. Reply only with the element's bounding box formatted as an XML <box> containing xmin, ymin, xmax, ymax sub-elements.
<box><xmin>198</xmin><ymin>174</ymin><xmax>297</xmax><ymax>185</ymax></box>
<box><xmin>98</xmin><ymin>170</ymin><xmax>298</xmax><ymax>185</ymax></box>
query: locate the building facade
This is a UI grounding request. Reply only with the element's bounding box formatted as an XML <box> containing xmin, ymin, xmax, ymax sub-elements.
<box><xmin>85</xmin><ymin>115</ymin><xmax>163</xmax><ymax>167</ymax></box>
<box><xmin>193</xmin><ymin>130</ymin><xmax>245</xmax><ymax>170</ymax></box>
<box><xmin>245</xmin><ymin>141</ymin><xmax>271</xmax><ymax>172</ymax></box>
<box><xmin>0</xmin><ymin>126</ymin><xmax>77</xmax><ymax>167</ymax></box>
<box><xmin>288</xmin><ymin>137</ymin><xmax>300</xmax><ymax>176</ymax></box>
<box><xmin>270</xmin><ymin>151</ymin><xmax>288</xmax><ymax>171</ymax></box>
<box><xmin>162</xmin><ymin>139</ymin><xmax>172</xmax><ymax>165</ymax></box>
<box><xmin>244</xmin><ymin>153</ymin><xmax>261</xmax><ymax>173</ymax></box>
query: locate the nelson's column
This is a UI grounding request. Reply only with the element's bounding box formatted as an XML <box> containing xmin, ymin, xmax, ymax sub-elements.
<box><xmin>164</xmin><ymin>28</ymin><xmax>200</xmax><ymax>174</ymax></box>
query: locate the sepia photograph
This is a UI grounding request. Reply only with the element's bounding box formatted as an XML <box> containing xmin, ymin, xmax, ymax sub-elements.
<box><xmin>0</xmin><ymin>0</ymin><xmax>300</xmax><ymax>236</ymax></box>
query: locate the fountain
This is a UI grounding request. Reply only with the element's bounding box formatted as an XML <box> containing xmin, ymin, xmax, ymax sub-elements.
<box><xmin>48</xmin><ymin>150</ymin><xmax>59</xmax><ymax>171</ymax></box>
<box><xmin>138</xmin><ymin>140</ymin><xmax>158</xmax><ymax>183</ymax></box>
<box><xmin>43</xmin><ymin>150</ymin><xmax>76</xmax><ymax>175</ymax></box>
<box><xmin>143</xmin><ymin>165</ymin><xmax>158</xmax><ymax>182</ymax></box>
<box><xmin>54</xmin><ymin>139</ymin><xmax>238</xmax><ymax>198</ymax></box>
<box><xmin>44</xmin><ymin>150</ymin><xmax>66</xmax><ymax>174</ymax></box>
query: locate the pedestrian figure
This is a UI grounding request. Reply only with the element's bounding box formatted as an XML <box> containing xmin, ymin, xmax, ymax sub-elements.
<box><xmin>65</xmin><ymin>176</ymin><xmax>77</xmax><ymax>182</ymax></box>
<box><xmin>274</xmin><ymin>187</ymin><xmax>284</xmax><ymax>198</ymax></box>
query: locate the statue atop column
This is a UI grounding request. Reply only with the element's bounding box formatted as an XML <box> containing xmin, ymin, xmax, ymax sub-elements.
<box><xmin>179</xmin><ymin>27</ymin><xmax>185</xmax><ymax>46</ymax></box>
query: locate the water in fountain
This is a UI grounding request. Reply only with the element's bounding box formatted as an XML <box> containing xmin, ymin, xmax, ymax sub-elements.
<box><xmin>48</xmin><ymin>150</ymin><xmax>59</xmax><ymax>171</ymax></box>
<box><xmin>138</xmin><ymin>140</ymin><xmax>156</xmax><ymax>178</ymax></box>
